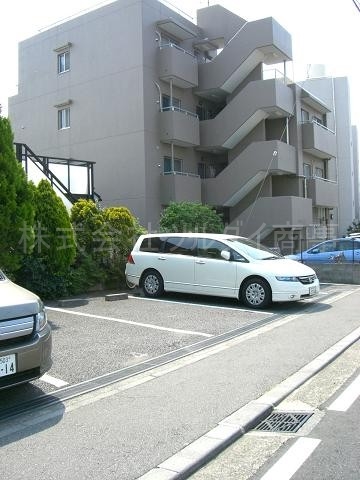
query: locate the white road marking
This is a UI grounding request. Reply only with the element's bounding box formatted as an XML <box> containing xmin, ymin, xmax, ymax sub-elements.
<box><xmin>259</xmin><ymin>437</ymin><xmax>321</xmax><ymax>480</ymax></box>
<box><xmin>327</xmin><ymin>373</ymin><xmax>360</xmax><ymax>412</ymax></box>
<box><xmin>46</xmin><ymin>307</ymin><xmax>213</xmax><ymax>337</ymax></box>
<box><xmin>129</xmin><ymin>295</ymin><xmax>273</xmax><ymax>314</ymax></box>
<box><xmin>40</xmin><ymin>374</ymin><xmax>69</xmax><ymax>388</ymax></box>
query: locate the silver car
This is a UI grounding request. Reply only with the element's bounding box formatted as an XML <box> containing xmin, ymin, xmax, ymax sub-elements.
<box><xmin>0</xmin><ymin>270</ymin><xmax>52</xmax><ymax>389</ymax></box>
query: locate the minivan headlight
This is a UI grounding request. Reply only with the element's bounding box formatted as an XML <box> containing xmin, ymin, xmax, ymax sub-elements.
<box><xmin>36</xmin><ymin>302</ymin><xmax>48</xmax><ymax>331</ymax></box>
<box><xmin>275</xmin><ymin>276</ymin><xmax>299</xmax><ymax>282</ymax></box>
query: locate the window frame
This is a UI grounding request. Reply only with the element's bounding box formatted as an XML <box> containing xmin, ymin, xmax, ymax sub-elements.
<box><xmin>58</xmin><ymin>107</ymin><xmax>70</xmax><ymax>130</ymax></box>
<box><xmin>163</xmin><ymin>156</ymin><xmax>183</xmax><ymax>174</ymax></box>
<box><xmin>303</xmin><ymin>163</ymin><xmax>312</xmax><ymax>178</ymax></box>
<box><xmin>162</xmin><ymin>94</ymin><xmax>181</xmax><ymax>111</ymax></box>
<box><xmin>57</xmin><ymin>50</ymin><xmax>70</xmax><ymax>74</ymax></box>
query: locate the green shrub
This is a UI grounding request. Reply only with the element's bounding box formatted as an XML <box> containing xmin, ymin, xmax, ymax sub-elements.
<box><xmin>159</xmin><ymin>202</ymin><xmax>224</xmax><ymax>233</ymax></box>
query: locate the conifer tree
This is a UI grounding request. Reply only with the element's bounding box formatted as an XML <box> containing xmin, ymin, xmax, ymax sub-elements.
<box><xmin>0</xmin><ymin>116</ymin><xmax>34</xmax><ymax>275</ymax></box>
<box><xmin>32</xmin><ymin>179</ymin><xmax>76</xmax><ymax>273</ymax></box>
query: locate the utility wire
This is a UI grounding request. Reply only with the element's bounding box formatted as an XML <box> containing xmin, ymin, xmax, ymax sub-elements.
<box><xmin>353</xmin><ymin>0</ymin><xmax>360</xmax><ymax>12</ymax></box>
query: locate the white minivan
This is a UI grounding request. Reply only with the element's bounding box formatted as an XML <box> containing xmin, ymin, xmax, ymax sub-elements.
<box><xmin>125</xmin><ymin>233</ymin><xmax>320</xmax><ymax>309</ymax></box>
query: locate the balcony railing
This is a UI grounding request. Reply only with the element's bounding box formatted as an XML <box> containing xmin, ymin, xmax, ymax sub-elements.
<box><xmin>301</xmin><ymin>120</ymin><xmax>336</xmax><ymax>159</ymax></box>
<box><xmin>159</xmin><ymin>42</ymin><xmax>195</xmax><ymax>58</ymax></box>
<box><xmin>161</xmin><ymin>106</ymin><xmax>198</xmax><ymax>119</ymax></box>
<box><xmin>301</xmin><ymin>119</ymin><xmax>335</xmax><ymax>134</ymax></box>
<box><xmin>158</xmin><ymin>42</ymin><xmax>198</xmax><ymax>88</ymax></box>
<box><xmin>162</xmin><ymin>171</ymin><xmax>200</xmax><ymax>178</ymax></box>
<box><xmin>262</xmin><ymin>67</ymin><xmax>293</xmax><ymax>85</ymax></box>
<box><xmin>160</xmin><ymin>170</ymin><xmax>201</xmax><ymax>204</ymax></box>
<box><xmin>159</xmin><ymin>108</ymin><xmax>200</xmax><ymax>147</ymax></box>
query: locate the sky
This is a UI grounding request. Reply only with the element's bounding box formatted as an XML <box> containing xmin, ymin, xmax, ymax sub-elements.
<box><xmin>0</xmin><ymin>0</ymin><xmax>359</xmax><ymax>135</ymax></box>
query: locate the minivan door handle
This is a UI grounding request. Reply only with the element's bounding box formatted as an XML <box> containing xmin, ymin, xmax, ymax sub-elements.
<box><xmin>195</xmin><ymin>260</ymin><xmax>206</xmax><ymax>265</ymax></box>
<box><xmin>158</xmin><ymin>256</ymin><xmax>166</xmax><ymax>260</ymax></box>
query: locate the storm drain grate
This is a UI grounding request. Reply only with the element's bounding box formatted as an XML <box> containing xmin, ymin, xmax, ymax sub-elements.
<box><xmin>255</xmin><ymin>411</ymin><xmax>313</xmax><ymax>433</ymax></box>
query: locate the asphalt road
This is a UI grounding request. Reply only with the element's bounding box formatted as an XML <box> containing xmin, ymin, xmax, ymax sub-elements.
<box><xmin>0</xmin><ymin>283</ymin><xmax>359</xmax><ymax>480</ymax></box>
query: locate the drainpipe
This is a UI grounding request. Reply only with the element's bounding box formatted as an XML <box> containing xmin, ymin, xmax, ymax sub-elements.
<box><xmin>170</xmin><ymin>78</ymin><xmax>173</xmax><ymax>109</ymax></box>
<box><xmin>283</xmin><ymin>60</ymin><xmax>287</xmax><ymax>84</ymax></box>
<box><xmin>286</xmin><ymin>117</ymin><xmax>289</xmax><ymax>144</ymax></box>
<box><xmin>304</xmin><ymin>176</ymin><xmax>308</xmax><ymax>198</ymax></box>
<box><xmin>171</xmin><ymin>142</ymin><xmax>174</xmax><ymax>171</ymax></box>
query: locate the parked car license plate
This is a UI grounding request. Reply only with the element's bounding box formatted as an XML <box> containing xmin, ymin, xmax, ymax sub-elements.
<box><xmin>309</xmin><ymin>286</ymin><xmax>317</xmax><ymax>295</ymax></box>
<box><xmin>0</xmin><ymin>354</ymin><xmax>16</xmax><ymax>377</ymax></box>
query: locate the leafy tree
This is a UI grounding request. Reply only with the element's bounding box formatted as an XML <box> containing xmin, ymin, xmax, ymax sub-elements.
<box><xmin>70</xmin><ymin>200</ymin><xmax>146</xmax><ymax>290</ymax></box>
<box><xmin>70</xmin><ymin>199</ymin><xmax>106</xmax><ymax>256</ymax></box>
<box><xmin>103</xmin><ymin>206</ymin><xmax>144</xmax><ymax>257</ymax></box>
<box><xmin>159</xmin><ymin>202</ymin><xmax>224</xmax><ymax>233</ymax></box>
<box><xmin>347</xmin><ymin>219</ymin><xmax>360</xmax><ymax>234</ymax></box>
<box><xmin>0</xmin><ymin>116</ymin><xmax>34</xmax><ymax>275</ymax></box>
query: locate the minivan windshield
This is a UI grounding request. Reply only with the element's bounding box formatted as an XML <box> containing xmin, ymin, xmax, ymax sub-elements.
<box><xmin>226</xmin><ymin>237</ymin><xmax>283</xmax><ymax>261</ymax></box>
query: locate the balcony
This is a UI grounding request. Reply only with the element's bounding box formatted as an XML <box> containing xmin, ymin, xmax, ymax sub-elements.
<box><xmin>306</xmin><ymin>177</ymin><xmax>338</xmax><ymax>207</ymax></box>
<box><xmin>160</xmin><ymin>172</ymin><xmax>201</xmax><ymax>205</ymax></box>
<box><xmin>199</xmin><ymin>79</ymin><xmax>294</xmax><ymax>150</ymax></box>
<box><xmin>159</xmin><ymin>108</ymin><xmax>200</xmax><ymax>147</ymax></box>
<box><xmin>158</xmin><ymin>44</ymin><xmax>198</xmax><ymax>88</ymax></box>
<box><xmin>203</xmin><ymin>140</ymin><xmax>296</xmax><ymax>207</ymax></box>
<box><xmin>227</xmin><ymin>196</ymin><xmax>313</xmax><ymax>239</ymax></box>
<box><xmin>302</xmin><ymin>121</ymin><xmax>336</xmax><ymax>159</ymax></box>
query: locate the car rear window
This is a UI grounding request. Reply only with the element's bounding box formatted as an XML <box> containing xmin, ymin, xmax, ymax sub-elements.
<box><xmin>139</xmin><ymin>237</ymin><xmax>165</xmax><ymax>253</ymax></box>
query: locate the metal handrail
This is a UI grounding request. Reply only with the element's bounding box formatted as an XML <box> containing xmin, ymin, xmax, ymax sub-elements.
<box><xmin>309</xmin><ymin>176</ymin><xmax>337</xmax><ymax>184</ymax></box>
<box><xmin>161</xmin><ymin>106</ymin><xmax>198</xmax><ymax>119</ymax></box>
<box><xmin>162</xmin><ymin>171</ymin><xmax>200</xmax><ymax>178</ymax></box>
<box><xmin>159</xmin><ymin>42</ymin><xmax>195</xmax><ymax>58</ymax></box>
<box><xmin>14</xmin><ymin>143</ymin><xmax>102</xmax><ymax>203</ymax></box>
<box><xmin>301</xmin><ymin>119</ymin><xmax>335</xmax><ymax>134</ymax></box>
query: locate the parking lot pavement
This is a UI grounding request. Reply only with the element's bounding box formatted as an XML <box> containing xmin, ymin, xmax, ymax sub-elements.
<box><xmin>0</xmin><ymin>283</ymin><xmax>355</xmax><ymax>412</ymax></box>
<box><xmin>0</xmin><ymin>292</ymin><xmax>271</xmax><ymax>410</ymax></box>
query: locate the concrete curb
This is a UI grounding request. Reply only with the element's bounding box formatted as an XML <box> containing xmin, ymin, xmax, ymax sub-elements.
<box><xmin>104</xmin><ymin>293</ymin><xmax>128</xmax><ymax>301</ymax></box>
<box><xmin>57</xmin><ymin>298</ymin><xmax>88</xmax><ymax>308</ymax></box>
<box><xmin>137</xmin><ymin>325</ymin><xmax>360</xmax><ymax>480</ymax></box>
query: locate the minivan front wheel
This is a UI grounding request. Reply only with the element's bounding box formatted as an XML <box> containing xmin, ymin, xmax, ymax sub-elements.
<box><xmin>141</xmin><ymin>270</ymin><xmax>164</xmax><ymax>298</ymax></box>
<box><xmin>241</xmin><ymin>277</ymin><xmax>271</xmax><ymax>309</ymax></box>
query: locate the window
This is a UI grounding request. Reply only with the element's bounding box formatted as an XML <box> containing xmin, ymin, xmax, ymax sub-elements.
<box><xmin>197</xmin><ymin>238</ymin><xmax>228</xmax><ymax>260</ymax></box>
<box><xmin>164</xmin><ymin>156</ymin><xmax>182</xmax><ymax>173</ymax></box>
<box><xmin>314</xmin><ymin>167</ymin><xmax>324</xmax><ymax>178</ymax></box>
<box><xmin>140</xmin><ymin>236</ymin><xmax>165</xmax><ymax>253</ymax></box>
<box><xmin>301</xmin><ymin>109</ymin><xmax>309</xmax><ymax>122</ymax></box>
<box><xmin>310</xmin><ymin>241</ymin><xmax>336</xmax><ymax>254</ymax></box>
<box><xmin>303</xmin><ymin>163</ymin><xmax>312</xmax><ymax>178</ymax></box>
<box><xmin>162</xmin><ymin>94</ymin><xmax>181</xmax><ymax>111</ymax></box>
<box><xmin>312</xmin><ymin>115</ymin><xmax>323</xmax><ymax>126</ymax></box>
<box><xmin>58</xmin><ymin>107</ymin><xmax>70</xmax><ymax>129</ymax></box>
<box><xmin>164</xmin><ymin>237</ymin><xmax>196</xmax><ymax>255</ymax></box>
<box><xmin>58</xmin><ymin>51</ymin><xmax>70</xmax><ymax>74</ymax></box>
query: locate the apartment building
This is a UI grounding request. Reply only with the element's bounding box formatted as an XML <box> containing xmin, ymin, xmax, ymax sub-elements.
<box><xmin>299</xmin><ymin>72</ymin><xmax>359</xmax><ymax>237</ymax></box>
<box><xmin>9</xmin><ymin>0</ymin><xmax>341</xmax><ymax>252</ymax></box>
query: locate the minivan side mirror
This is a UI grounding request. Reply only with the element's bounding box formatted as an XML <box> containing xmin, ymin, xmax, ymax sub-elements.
<box><xmin>221</xmin><ymin>250</ymin><xmax>231</xmax><ymax>261</ymax></box>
